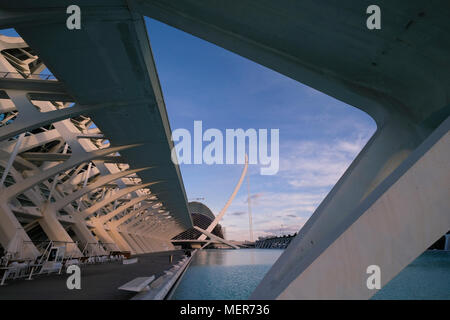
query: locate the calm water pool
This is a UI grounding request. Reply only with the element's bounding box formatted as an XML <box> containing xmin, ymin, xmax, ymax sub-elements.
<box><xmin>171</xmin><ymin>249</ymin><xmax>450</xmax><ymax>300</ymax></box>
<box><xmin>171</xmin><ymin>249</ymin><xmax>283</xmax><ymax>300</ymax></box>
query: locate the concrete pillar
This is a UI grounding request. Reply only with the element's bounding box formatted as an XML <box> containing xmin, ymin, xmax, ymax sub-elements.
<box><xmin>39</xmin><ymin>202</ymin><xmax>82</xmax><ymax>257</ymax></box>
<box><xmin>0</xmin><ymin>203</ymin><xmax>39</xmax><ymax>259</ymax></box>
<box><xmin>70</xmin><ymin>212</ymin><xmax>106</xmax><ymax>256</ymax></box>
<box><xmin>107</xmin><ymin>227</ymin><xmax>135</xmax><ymax>254</ymax></box>
<box><xmin>148</xmin><ymin>237</ymin><xmax>162</xmax><ymax>252</ymax></box>
<box><xmin>138</xmin><ymin>235</ymin><xmax>156</xmax><ymax>252</ymax></box>
<box><xmin>150</xmin><ymin>236</ymin><xmax>174</xmax><ymax>252</ymax></box>
<box><xmin>130</xmin><ymin>234</ymin><xmax>150</xmax><ymax>253</ymax></box>
<box><xmin>139</xmin><ymin>236</ymin><xmax>153</xmax><ymax>252</ymax></box>
<box><xmin>91</xmin><ymin>221</ymin><xmax>120</xmax><ymax>253</ymax></box>
<box><xmin>163</xmin><ymin>239</ymin><xmax>175</xmax><ymax>251</ymax></box>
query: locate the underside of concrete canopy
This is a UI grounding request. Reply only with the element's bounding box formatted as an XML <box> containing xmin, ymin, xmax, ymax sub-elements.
<box><xmin>0</xmin><ymin>0</ymin><xmax>193</xmax><ymax>230</ymax></box>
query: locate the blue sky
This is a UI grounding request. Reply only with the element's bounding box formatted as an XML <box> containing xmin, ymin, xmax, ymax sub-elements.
<box><xmin>1</xmin><ymin>22</ymin><xmax>376</xmax><ymax>241</ymax></box>
<box><xmin>145</xmin><ymin>18</ymin><xmax>376</xmax><ymax>241</ymax></box>
<box><xmin>0</xmin><ymin>29</ymin><xmax>17</xmax><ymax>37</ymax></box>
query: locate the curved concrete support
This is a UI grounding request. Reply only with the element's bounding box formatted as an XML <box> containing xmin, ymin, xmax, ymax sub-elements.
<box><xmin>0</xmin><ymin>129</ymin><xmax>62</xmax><ymax>159</ymax></box>
<box><xmin>109</xmin><ymin>202</ymin><xmax>156</xmax><ymax>228</ymax></box>
<box><xmin>38</xmin><ymin>201</ymin><xmax>83</xmax><ymax>257</ymax></box>
<box><xmin>107</xmin><ymin>227</ymin><xmax>135</xmax><ymax>254</ymax></box>
<box><xmin>143</xmin><ymin>236</ymin><xmax>175</xmax><ymax>252</ymax></box>
<box><xmin>63</xmin><ymin>164</ymin><xmax>99</xmax><ymax>190</ymax></box>
<box><xmin>0</xmin><ymin>203</ymin><xmax>40</xmax><ymax>259</ymax></box>
<box><xmin>133</xmin><ymin>234</ymin><xmax>152</xmax><ymax>252</ymax></box>
<box><xmin>126</xmin><ymin>207</ymin><xmax>160</xmax><ymax>231</ymax></box>
<box><xmin>12</xmin><ymin>13</ymin><xmax>193</xmax><ymax>230</ymax></box>
<box><xmin>81</xmin><ymin>182</ymin><xmax>155</xmax><ymax>218</ymax></box>
<box><xmin>120</xmin><ymin>231</ymin><xmax>145</xmax><ymax>254</ymax></box>
<box><xmin>132</xmin><ymin>215</ymin><xmax>161</xmax><ymax>233</ymax></box>
<box><xmin>0</xmin><ymin>92</ymin><xmax>115</xmax><ymax>142</ymax></box>
<box><xmin>254</xmin><ymin>117</ymin><xmax>450</xmax><ymax>299</ymax></box>
<box><xmin>52</xmin><ymin>167</ymin><xmax>150</xmax><ymax>211</ymax></box>
<box><xmin>254</xmin><ymin>115</ymin><xmax>429</xmax><ymax>296</ymax></box>
<box><xmin>1</xmin><ymin>144</ymin><xmax>139</xmax><ymax>201</ymax></box>
<box><xmin>251</xmin><ymin>115</ymin><xmax>431</xmax><ymax>298</ymax></box>
<box><xmin>90</xmin><ymin>198</ymin><xmax>151</xmax><ymax>253</ymax></box>
<box><xmin>1</xmin><ymin>87</ymin><xmax>152</xmax><ymax>141</ymax></box>
<box><xmin>100</xmin><ymin>202</ymin><xmax>158</xmax><ymax>254</ymax></box>
<box><xmin>69</xmin><ymin>211</ymin><xmax>107</xmax><ymax>256</ymax></box>
<box><xmin>95</xmin><ymin>195</ymin><xmax>149</xmax><ymax>224</ymax></box>
<box><xmin>0</xmin><ymin>34</ymin><xmax>186</xmax><ymax>260</ymax></box>
<box><xmin>91</xmin><ymin>222</ymin><xmax>120</xmax><ymax>253</ymax></box>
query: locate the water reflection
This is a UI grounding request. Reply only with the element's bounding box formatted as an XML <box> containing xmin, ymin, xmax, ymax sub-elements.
<box><xmin>193</xmin><ymin>249</ymin><xmax>280</xmax><ymax>266</ymax></box>
<box><xmin>173</xmin><ymin>249</ymin><xmax>450</xmax><ymax>300</ymax></box>
<box><xmin>171</xmin><ymin>249</ymin><xmax>282</xmax><ymax>300</ymax></box>
<box><xmin>373</xmin><ymin>251</ymin><xmax>450</xmax><ymax>300</ymax></box>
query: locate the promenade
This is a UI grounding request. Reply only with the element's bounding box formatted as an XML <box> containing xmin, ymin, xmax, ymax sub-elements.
<box><xmin>0</xmin><ymin>250</ymin><xmax>185</xmax><ymax>300</ymax></box>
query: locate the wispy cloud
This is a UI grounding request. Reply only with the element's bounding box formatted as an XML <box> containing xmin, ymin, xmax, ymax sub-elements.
<box><xmin>246</xmin><ymin>193</ymin><xmax>262</xmax><ymax>202</ymax></box>
<box><xmin>223</xmin><ymin>132</ymin><xmax>374</xmax><ymax>241</ymax></box>
<box><xmin>279</xmin><ymin>134</ymin><xmax>372</xmax><ymax>189</ymax></box>
<box><xmin>223</xmin><ymin>191</ymin><xmax>325</xmax><ymax>240</ymax></box>
<box><xmin>229</xmin><ymin>211</ymin><xmax>246</xmax><ymax>216</ymax></box>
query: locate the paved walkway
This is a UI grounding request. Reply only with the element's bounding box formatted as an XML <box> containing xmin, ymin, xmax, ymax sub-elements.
<box><xmin>0</xmin><ymin>250</ymin><xmax>186</xmax><ymax>300</ymax></box>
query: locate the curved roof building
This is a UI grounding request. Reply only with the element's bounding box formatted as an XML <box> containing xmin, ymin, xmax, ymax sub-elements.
<box><xmin>172</xmin><ymin>201</ymin><xmax>224</xmax><ymax>241</ymax></box>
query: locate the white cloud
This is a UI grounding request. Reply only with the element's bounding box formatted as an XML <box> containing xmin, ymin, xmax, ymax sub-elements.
<box><xmin>222</xmin><ymin>191</ymin><xmax>326</xmax><ymax>241</ymax></box>
<box><xmin>221</xmin><ymin>132</ymin><xmax>374</xmax><ymax>241</ymax></box>
<box><xmin>279</xmin><ymin>133</ymin><xmax>372</xmax><ymax>189</ymax></box>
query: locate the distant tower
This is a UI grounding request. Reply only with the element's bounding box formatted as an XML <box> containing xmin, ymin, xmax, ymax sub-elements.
<box><xmin>247</xmin><ymin>170</ymin><xmax>254</xmax><ymax>242</ymax></box>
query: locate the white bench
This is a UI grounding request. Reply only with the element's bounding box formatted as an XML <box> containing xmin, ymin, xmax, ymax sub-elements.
<box><xmin>118</xmin><ymin>276</ymin><xmax>155</xmax><ymax>293</ymax></box>
<box><xmin>122</xmin><ymin>258</ymin><xmax>138</xmax><ymax>265</ymax></box>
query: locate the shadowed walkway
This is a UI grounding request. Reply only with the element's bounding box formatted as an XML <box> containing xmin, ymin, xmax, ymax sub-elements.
<box><xmin>0</xmin><ymin>250</ymin><xmax>185</xmax><ymax>300</ymax></box>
